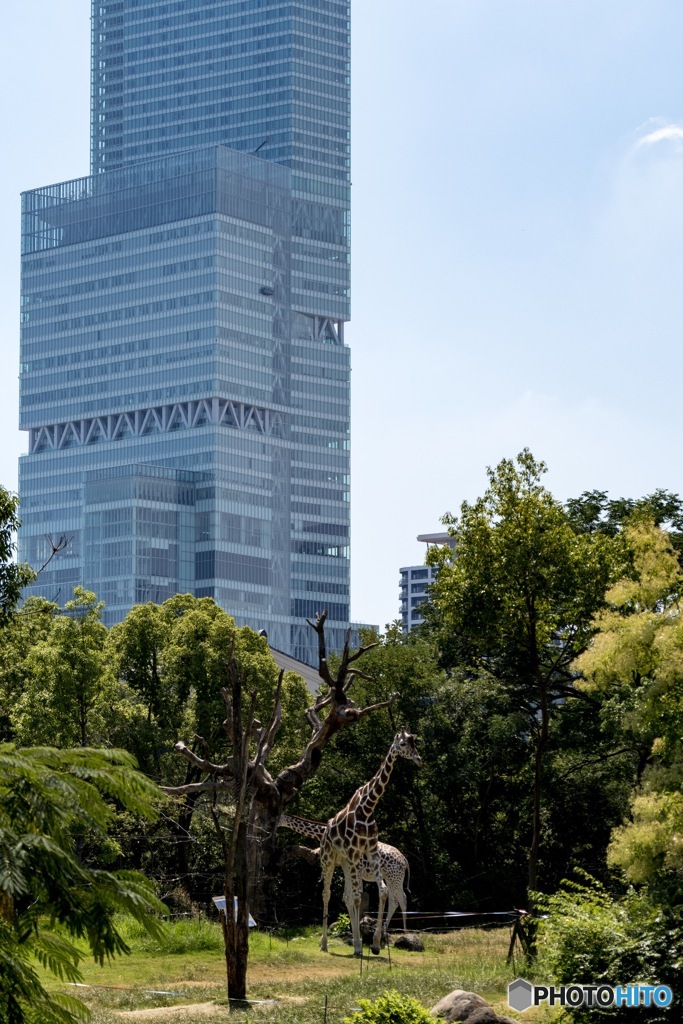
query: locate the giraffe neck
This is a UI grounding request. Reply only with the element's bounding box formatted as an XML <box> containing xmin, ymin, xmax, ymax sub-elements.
<box><xmin>281</xmin><ymin>813</ymin><xmax>325</xmax><ymax>840</ymax></box>
<box><xmin>353</xmin><ymin>744</ymin><xmax>398</xmax><ymax>822</ymax></box>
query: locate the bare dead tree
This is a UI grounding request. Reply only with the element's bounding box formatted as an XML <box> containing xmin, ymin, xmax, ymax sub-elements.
<box><xmin>163</xmin><ymin>650</ymin><xmax>283</xmax><ymax>1002</ymax></box>
<box><xmin>162</xmin><ymin>611</ymin><xmax>398</xmax><ymax>927</ymax></box>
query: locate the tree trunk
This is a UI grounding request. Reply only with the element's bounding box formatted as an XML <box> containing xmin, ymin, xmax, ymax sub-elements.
<box><xmin>248</xmin><ymin>798</ymin><xmax>283</xmax><ymax>927</ymax></box>
<box><xmin>527</xmin><ymin>698</ymin><xmax>548</xmax><ymax>961</ymax></box>
<box><xmin>174</xmin><ymin>792</ymin><xmax>200</xmax><ymax>893</ymax></box>
<box><xmin>528</xmin><ymin>734</ymin><xmax>543</xmax><ymax>900</ymax></box>
<box><xmin>80</xmin><ymin>699</ymin><xmax>87</xmax><ymax>747</ymax></box>
<box><xmin>226</xmin><ymin>817</ymin><xmax>250</xmax><ymax>1003</ymax></box>
<box><xmin>527</xmin><ymin>657</ymin><xmax>548</xmax><ymax>909</ymax></box>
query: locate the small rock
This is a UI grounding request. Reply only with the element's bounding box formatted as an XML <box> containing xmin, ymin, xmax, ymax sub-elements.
<box><xmin>392</xmin><ymin>932</ymin><xmax>425</xmax><ymax>951</ymax></box>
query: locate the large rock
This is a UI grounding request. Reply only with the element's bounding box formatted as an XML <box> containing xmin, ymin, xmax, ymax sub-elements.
<box><xmin>392</xmin><ymin>932</ymin><xmax>425</xmax><ymax>951</ymax></box>
<box><xmin>431</xmin><ymin>989</ymin><xmax>516</xmax><ymax>1023</ymax></box>
<box><xmin>466</xmin><ymin>1011</ymin><xmax>516</xmax><ymax>1024</ymax></box>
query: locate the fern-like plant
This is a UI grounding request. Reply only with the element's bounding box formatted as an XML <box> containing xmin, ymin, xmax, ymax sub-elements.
<box><xmin>0</xmin><ymin>744</ymin><xmax>166</xmax><ymax>1023</ymax></box>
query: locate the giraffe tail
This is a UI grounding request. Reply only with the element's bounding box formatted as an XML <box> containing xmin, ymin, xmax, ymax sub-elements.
<box><xmin>405</xmin><ymin>859</ymin><xmax>412</xmax><ymax>898</ymax></box>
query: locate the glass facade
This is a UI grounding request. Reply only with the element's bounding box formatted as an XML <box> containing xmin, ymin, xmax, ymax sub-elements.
<box><xmin>18</xmin><ymin>1</ymin><xmax>351</xmax><ymax>663</ymax></box>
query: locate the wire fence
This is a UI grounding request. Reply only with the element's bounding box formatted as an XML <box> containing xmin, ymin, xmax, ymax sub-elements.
<box><xmin>67</xmin><ymin>907</ymin><xmax>525</xmax><ymax>1020</ymax></box>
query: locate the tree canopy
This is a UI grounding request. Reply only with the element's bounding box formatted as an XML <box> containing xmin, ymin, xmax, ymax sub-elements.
<box><xmin>425</xmin><ymin>450</ymin><xmax>622</xmax><ymax>900</ymax></box>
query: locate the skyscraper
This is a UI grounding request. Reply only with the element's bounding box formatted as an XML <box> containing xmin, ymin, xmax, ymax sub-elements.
<box><xmin>18</xmin><ymin>1</ymin><xmax>351</xmax><ymax>662</ymax></box>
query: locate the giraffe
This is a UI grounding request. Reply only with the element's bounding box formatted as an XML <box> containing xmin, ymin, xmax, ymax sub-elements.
<box><xmin>318</xmin><ymin>727</ymin><xmax>422</xmax><ymax>956</ymax></box>
<box><xmin>280</xmin><ymin>812</ymin><xmax>411</xmax><ymax>933</ymax></box>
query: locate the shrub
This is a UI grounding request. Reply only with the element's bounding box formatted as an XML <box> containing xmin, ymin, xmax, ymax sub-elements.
<box><xmin>330</xmin><ymin>912</ymin><xmax>351</xmax><ymax>937</ymax></box>
<box><xmin>538</xmin><ymin>874</ymin><xmax>683</xmax><ymax>1022</ymax></box>
<box><xmin>343</xmin><ymin>989</ymin><xmax>434</xmax><ymax>1024</ymax></box>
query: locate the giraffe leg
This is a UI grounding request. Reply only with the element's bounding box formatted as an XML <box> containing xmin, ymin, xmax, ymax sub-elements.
<box><xmin>398</xmin><ymin>884</ymin><xmax>407</xmax><ymax>932</ymax></box>
<box><xmin>347</xmin><ymin>863</ymin><xmax>363</xmax><ymax>956</ymax></box>
<box><xmin>384</xmin><ymin>883</ymin><xmax>397</xmax><ymax>935</ymax></box>
<box><xmin>320</xmin><ymin>856</ymin><xmax>335</xmax><ymax>953</ymax></box>
<box><xmin>370</xmin><ymin>863</ymin><xmax>384</xmax><ymax>955</ymax></box>
<box><xmin>342</xmin><ymin>872</ymin><xmax>354</xmax><ymax>927</ymax></box>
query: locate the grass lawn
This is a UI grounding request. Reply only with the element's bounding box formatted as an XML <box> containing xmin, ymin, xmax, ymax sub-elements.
<box><xmin>42</xmin><ymin>918</ymin><xmax>563</xmax><ymax>1023</ymax></box>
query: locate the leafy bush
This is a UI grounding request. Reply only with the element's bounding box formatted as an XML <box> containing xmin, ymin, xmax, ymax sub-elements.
<box><xmin>343</xmin><ymin>989</ymin><xmax>434</xmax><ymax>1024</ymax></box>
<box><xmin>538</xmin><ymin>874</ymin><xmax>683</xmax><ymax>1021</ymax></box>
<box><xmin>330</xmin><ymin>912</ymin><xmax>351</xmax><ymax>937</ymax></box>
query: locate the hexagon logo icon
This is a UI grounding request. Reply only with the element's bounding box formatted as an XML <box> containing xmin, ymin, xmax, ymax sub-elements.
<box><xmin>508</xmin><ymin>978</ymin><xmax>534</xmax><ymax>1012</ymax></box>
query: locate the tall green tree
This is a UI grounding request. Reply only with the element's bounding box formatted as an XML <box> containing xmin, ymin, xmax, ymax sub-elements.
<box><xmin>576</xmin><ymin>519</ymin><xmax>683</xmax><ymax>900</ymax></box>
<box><xmin>108</xmin><ymin>595</ymin><xmax>311</xmax><ymax>891</ymax></box>
<box><xmin>426</xmin><ymin>450</ymin><xmax>620</xmax><ymax>904</ymax></box>
<box><xmin>297</xmin><ymin>622</ymin><xmax>632</xmax><ymax>913</ymax></box>
<box><xmin>536</xmin><ymin>520</ymin><xmax>683</xmax><ymax>1015</ymax></box>
<box><xmin>109</xmin><ymin>601</ymin><xmax>170</xmax><ymax>726</ymax></box>
<box><xmin>13</xmin><ymin>589</ymin><xmax>113</xmax><ymax>748</ymax></box>
<box><xmin>0</xmin><ymin>745</ymin><xmax>165</xmax><ymax>1024</ymax></box>
<box><xmin>0</xmin><ymin>598</ymin><xmax>58</xmax><ymax>741</ymax></box>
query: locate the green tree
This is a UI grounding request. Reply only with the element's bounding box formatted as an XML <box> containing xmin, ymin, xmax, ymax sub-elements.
<box><xmin>566</xmin><ymin>488</ymin><xmax>683</xmax><ymax>563</ymax></box>
<box><xmin>575</xmin><ymin>520</ymin><xmax>683</xmax><ymax>757</ymax></box>
<box><xmin>576</xmin><ymin>520</ymin><xmax>683</xmax><ymax>900</ymax></box>
<box><xmin>0</xmin><ymin>488</ymin><xmax>35</xmax><ymax>627</ymax></box>
<box><xmin>108</xmin><ymin>602</ymin><xmax>170</xmax><ymax>725</ymax></box>
<box><xmin>0</xmin><ymin>598</ymin><xmax>58</xmax><ymax>741</ymax></box>
<box><xmin>534</xmin><ymin>519</ymin><xmax>683</xmax><ymax>1009</ymax></box>
<box><xmin>108</xmin><ymin>595</ymin><xmax>311</xmax><ymax>892</ymax></box>
<box><xmin>296</xmin><ymin>622</ymin><xmax>633</xmax><ymax>912</ymax></box>
<box><xmin>0</xmin><ymin>744</ymin><xmax>165</xmax><ymax>1024</ymax></box>
<box><xmin>608</xmin><ymin>789</ymin><xmax>683</xmax><ymax>886</ymax></box>
<box><xmin>13</xmin><ymin>589</ymin><xmax>113</xmax><ymax>748</ymax></box>
<box><xmin>426</xmin><ymin>450</ymin><xmax>619</xmax><ymax>904</ymax></box>
<box><xmin>290</xmin><ymin>626</ymin><xmax>454</xmax><ymax>906</ymax></box>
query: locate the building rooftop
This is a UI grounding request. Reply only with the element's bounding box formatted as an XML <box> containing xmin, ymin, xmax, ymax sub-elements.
<box><xmin>417</xmin><ymin>532</ymin><xmax>455</xmax><ymax>547</ymax></box>
<box><xmin>269</xmin><ymin>646</ymin><xmax>322</xmax><ymax>697</ymax></box>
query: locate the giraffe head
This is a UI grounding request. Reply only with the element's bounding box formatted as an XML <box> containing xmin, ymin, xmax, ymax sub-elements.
<box><xmin>392</xmin><ymin>727</ymin><xmax>422</xmax><ymax>768</ymax></box>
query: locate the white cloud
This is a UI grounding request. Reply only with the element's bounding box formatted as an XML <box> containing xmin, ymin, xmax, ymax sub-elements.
<box><xmin>596</xmin><ymin>118</ymin><xmax>683</xmax><ymax>283</ymax></box>
<box><xmin>636</xmin><ymin>123</ymin><xmax>683</xmax><ymax>150</ymax></box>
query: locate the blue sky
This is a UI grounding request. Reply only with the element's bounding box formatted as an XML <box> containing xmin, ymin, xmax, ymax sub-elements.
<box><xmin>1</xmin><ymin>1</ymin><xmax>682</xmax><ymax>629</ymax></box>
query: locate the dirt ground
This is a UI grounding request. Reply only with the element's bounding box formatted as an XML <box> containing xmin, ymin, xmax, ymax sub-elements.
<box><xmin>110</xmin><ymin>962</ymin><xmax>349</xmax><ymax>1020</ymax></box>
<box><xmin>117</xmin><ymin>1007</ymin><xmax>221</xmax><ymax>1021</ymax></box>
<box><xmin>115</xmin><ymin>994</ymin><xmax>309</xmax><ymax>1020</ymax></box>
